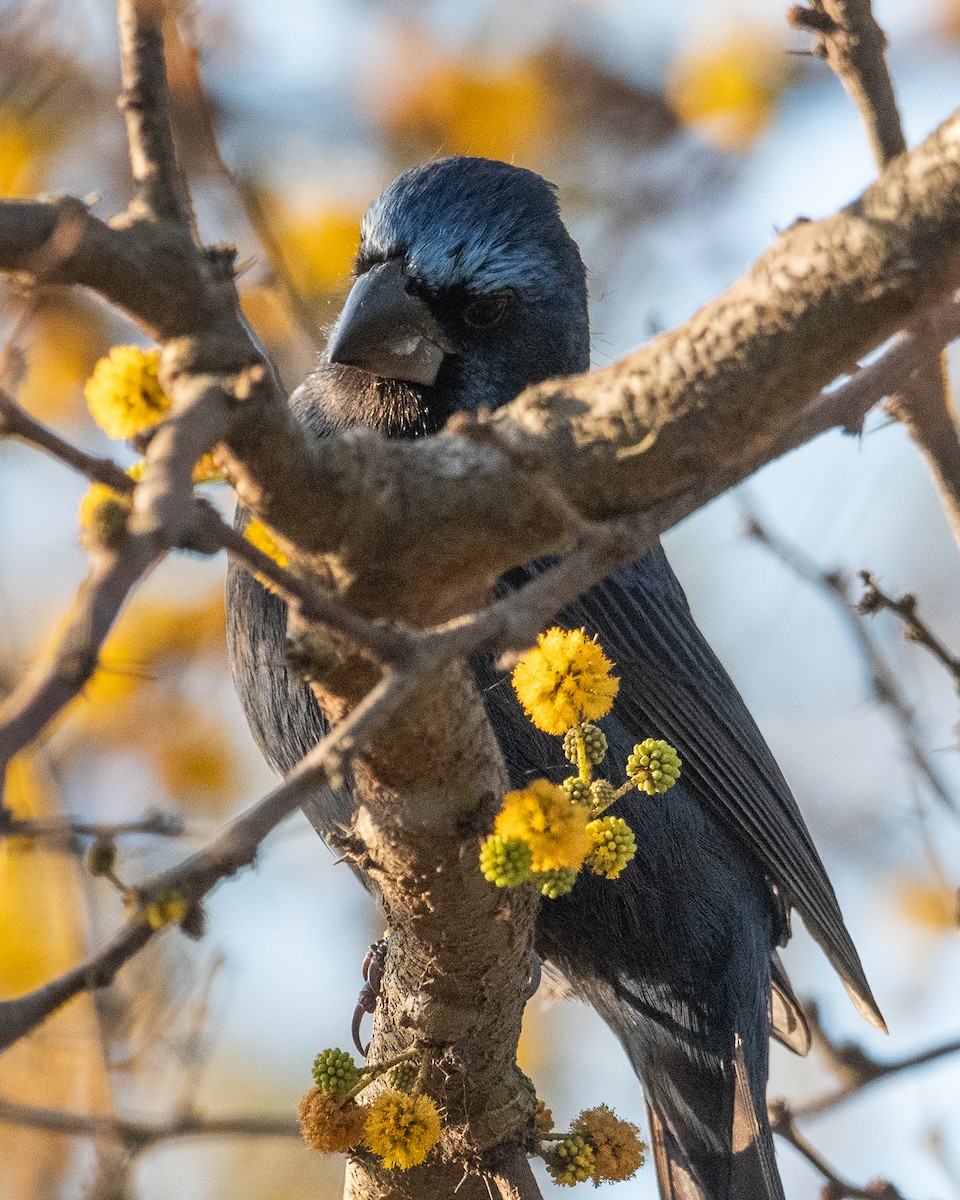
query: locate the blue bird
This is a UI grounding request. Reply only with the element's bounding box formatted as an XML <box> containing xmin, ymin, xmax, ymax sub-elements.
<box><xmin>226</xmin><ymin>157</ymin><xmax>884</xmax><ymax>1200</ymax></box>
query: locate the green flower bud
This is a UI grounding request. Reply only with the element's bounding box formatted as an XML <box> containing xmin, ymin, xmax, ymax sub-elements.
<box><xmin>86</xmin><ymin>837</ymin><xmax>116</xmax><ymax>877</ymax></box>
<box><xmin>562</xmin><ymin>776</ymin><xmax>591</xmax><ymax>805</ymax></box>
<box><xmin>587</xmin><ymin>816</ymin><xmax>637</xmax><ymax>879</ymax></box>
<box><xmin>479</xmin><ymin>834</ymin><xmax>533</xmax><ymax>887</ymax></box>
<box><xmin>562</xmin><ymin>723</ymin><xmax>608</xmax><ymax>766</ymax></box>
<box><xmin>312</xmin><ymin>1048</ymin><xmax>361</xmax><ymax>1093</ymax></box>
<box><xmin>535</xmin><ymin>867</ymin><xmax>579</xmax><ymax>900</ymax></box>
<box><xmin>625</xmin><ymin>738</ymin><xmax>682</xmax><ymax>795</ymax></box>
<box><xmin>545</xmin><ymin>1133</ymin><xmax>597</xmax><ymax>1186</ymax></box>
<box><xmin>390</xmin><ymin>1060</ymin><xmax>419</xmax><ymax>1092</ymax></box>
<box><xmin>589</xmin><ymin>779</ymin><xmax>617</xmax><ymax>812</ymax></box>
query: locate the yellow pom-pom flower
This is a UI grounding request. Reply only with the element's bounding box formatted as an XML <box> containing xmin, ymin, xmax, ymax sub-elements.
<box><xmin>245</xmin><ymin>518</ymin><xmax>289</xmax><ymax>593</ymax></box>
<box><xmin>587</xmin><ymin>816</ymin><xmax>637</xmax><ymax>880</ymax></box>
<box><xmin>299</xmin><ymin>1086</ymin><xmax>367</xmax><ymax>1153</ymax></box>
<box><xmin>364</xmin><ymin>1089</ymin><xmax>441</xmax><ymax>1170</ymax></box>
<box><xmin>495</xmin><ymin>779</ymin><xmax>591</xmax><ymax>874</ymax></box>
<box><xmin>545</xmin><ymin>1133</ymin><xmax>596</xmax><ymax>1186</ymax></box>
<box><xmin>84</xmin><ymin>346</ymin><xmax>169</xmax><ymax>439</ymax></box>
<box><xmin>512</xmin><ymin>627</ymin><xmax>619</xmax><ymax>736</ymax></box>
<box><xmin>77</xmin><ymin>482</ymin><xmax>131</xmax><ymax>550</ymax></box>
<box><xmin>572</xmin><ymin>1105</ymin><xmax>645</xmax><ymax>1183</ymax></box>
<box><xmin>125</xmin><ymin>885</ymin><xmax>189</xmax><ymax>931</ymax></box>
<box><xmin>626</xmin><ymin>739</ymin><xmax>682</xmax><ymax>796</ymax></box>
<box><xmin>535</xmin><ymin>1099</ymin><xmax>554</xmax><ymax>1137</ymax></box>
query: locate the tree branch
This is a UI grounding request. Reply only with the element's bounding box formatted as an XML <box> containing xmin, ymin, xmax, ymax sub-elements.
<box><xmin>770</xmin><ymin>1101</ymin><xmax>908</xmax><ymax>1199</ymax></box>
<box><xmin>0</xmin><ymin>536</ymin><xmax>167</xmax><ymax>784</ymax></box>
<box><xmin>788</xmin><ymin>0</ymin><xmax>905</xmax><ymax>164</ymax></box>
<box><xmin>742</xmin><ymin>510</ymin><xmax>958</xmax><ymax>812</ymax></box>
<box><xmin>116</xmin><ymin>0</ymin><xmax>196</xmax><ymax>234</ymax></box>
<box><xmin>0</xmin><ymin>1097</ymin><xmax>297</xmax><ymax>1147</ymax></box>
<box><xmin>792</xmin><ymin>1002</ymin><xmax>960</xmax><ymax>1118</ymax></box>
<box><xmin>790</xmin><ymin>0</ymin><xmax>960</xmax><ymax>549</ymax></box>
<box><xmin>0</xmin><ymin>669</ymin><xmax>412</xmax><ymax>1052</ymax></box>
<box><xmin>858</xmin><ymin>571</ymin><xmax>960</xmax><ymax>691</ymax></box>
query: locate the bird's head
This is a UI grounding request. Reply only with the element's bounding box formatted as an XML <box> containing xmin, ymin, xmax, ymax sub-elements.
<box><xmin>305</xmin><ymin>157</ymin><xmax>589</xmax><ymax>437</ymax></box>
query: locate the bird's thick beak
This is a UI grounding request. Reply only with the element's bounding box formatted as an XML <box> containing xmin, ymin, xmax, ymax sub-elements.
<box><xmin>327</xmin><ymin>258</ymin><xmax>452</xmax><ymax>386</ymax></box>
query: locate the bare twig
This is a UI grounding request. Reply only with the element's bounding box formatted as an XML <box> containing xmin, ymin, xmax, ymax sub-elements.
<box><xmin>0</xmin><ymin>807</ymin><xmax>185</xmax><ymax>845</ymax></box>
<box><xmin>116</xmin><ymin>0</ymin><xmax>196</xmax><ymax>234</ymax></box>
<box><xmin>0</xmin><ymin>667</ymin><xmax>413</xmax><ymax>1051</ymax></box>
<box><xmin>789</xmin><ymin>0</ymin><xmax>960</xmax><ymax>549</ymax></box>
<box><xmin>859</xmin><ymin>571</ymin><xmax>960</xmax><ymax>691</ymax></box>
<box><xmin>742</xmin><ymin>510</ymin><xmax>958</xmax><ymax>811</ymax></box>
<box><xmin>0</xmin><ymin>537</ymin><xmax>167</xmax><ymax>787</ymax></box>
<box><xmin>793</xmin><ymin>1003</ymin><xmax>960</xmax><ymax>1117</ymax></box>
<box><xmin>788</xmin><ymin>0</ymin><xmax>905</xmax><ymax>164</ymax></box>
<box><xmin>770</xmin><ymin>1101</ymin><xmax>908</xmax><ymax>1199</ymax></box>
<box><xmin>0</xmin><ymin>1097</ymin><xmax>297</xmax><ymax>1147</ymax></box>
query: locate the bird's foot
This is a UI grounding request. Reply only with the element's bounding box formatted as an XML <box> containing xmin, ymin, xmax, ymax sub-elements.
<box><xmin>352</xmin><ymin>936</ymin><xmax>389</xmax><ymax>1058</ymax></box>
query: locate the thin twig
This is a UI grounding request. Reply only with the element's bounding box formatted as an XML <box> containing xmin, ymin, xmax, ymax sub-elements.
<box><xmin>0</xmin><ymin>1097</ymin><xmax>297</xmax><ymax>1146</ymax></box>
<box><xmin>770</xmin><ymin>1101</ymin><xmax>908</xmax><ymax>1199</ymax></box>
<box><xmin>787</xmin><ymin>0</ymin><xmax>905</xmax><ymax>164</ymax></box>
<box><xmin>0</xmin><ymin>667</ymin><xmax>414</xmax><ymax>1051</ymax></box>
<box><xmin>0</xmin><ymin>807</ymin><xmax>185</xmax><ymax>844</ymax></box>
<box><xmin>0</xmin><ymin>536</ymin><xmax>166</xmax><ymax>788</ymax></box>
<box><xmin>742</xmin><ymin>509</ymin><xmax>958</xmax><ymax>812</ymax></box>
<box><xmin>793</xmin><ymin>1002</ymin><xmax>960</xmax><ymax>1118</ymax></box>
<box><xmin>859</xmin><ymin>571</ymin><xmax>960</xmax><ymax>691</ymax></box>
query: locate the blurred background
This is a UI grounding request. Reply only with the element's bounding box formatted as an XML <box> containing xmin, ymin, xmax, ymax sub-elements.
<box><xmin>1</xmin><ymin>0</ymin><xmax>959</xmax><ymax>1196</ymax></box>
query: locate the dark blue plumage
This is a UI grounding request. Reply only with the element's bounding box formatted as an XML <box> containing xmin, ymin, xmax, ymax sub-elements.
<box><xmin>226</xmin><ymin>157</ymin><xmax>883</xmax><ymax>1200</ymax></box>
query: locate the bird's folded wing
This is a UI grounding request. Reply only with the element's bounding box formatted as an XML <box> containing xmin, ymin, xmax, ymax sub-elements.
<box><xmin>522</xmin><ymin>547</ymin><xmax>885</xmax><ymax>1032</ymax></box>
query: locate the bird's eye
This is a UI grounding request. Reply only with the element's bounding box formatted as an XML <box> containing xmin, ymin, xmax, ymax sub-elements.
<box><xmin>462</xmin><ymin>293</ymin><xmax>510</xmax><ymax>329</ymax></box>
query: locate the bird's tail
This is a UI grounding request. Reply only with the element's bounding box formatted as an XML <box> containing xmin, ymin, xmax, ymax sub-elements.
<box><xmin>645</xmin><ymin>1035</ymin><xmax>784</xmax><ymax>1200</ymax></box>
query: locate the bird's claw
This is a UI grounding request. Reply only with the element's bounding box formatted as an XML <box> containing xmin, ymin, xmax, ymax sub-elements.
<box><xmin>352</xmin><ymin>937</ymin><xmax>389</xmax><ymax>1058</ymax></box>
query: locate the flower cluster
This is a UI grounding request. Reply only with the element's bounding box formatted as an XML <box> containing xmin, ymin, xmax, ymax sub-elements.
<box><xmin>495</xmin><ymin>779</ymin><xmax>591</xmax><ymax>875</ymax></box>
<box><xmin>542</xmin><ymin>1105</ymin><xmax>646</xmax><ymax>1187</ymax></box>
<box><xmin>299</xmin><ymin>1047</ymin><xmax>442</xmax><ymax>1171</ymax></box>
<box><xmin>480</xmin><ymin>628</ymin><xmax>681</xmax><ymax>901</ymax></box>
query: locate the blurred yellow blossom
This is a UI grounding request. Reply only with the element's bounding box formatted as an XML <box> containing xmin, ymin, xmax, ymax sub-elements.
<box><xmin>667</xmin><ymin>31</ymin><xmax>792</xmax><ymax>151</ymax></box>
<box><xmin>279</xmin><ymin>207</ymin><xmax>360</xmax><ymax>295</ymax></box>
<box><xmin>372</xmin><ymin>32</ymin><xmax>550</xmax><ymax>162</ymax></box>
<box><xmin>84</xmin><ymin>345</ymin><xmax>169</xmax><ymax>439</ymax></box>
<box><xmin>898</xmin><ymin>877</ymin><xmax>958</xmax><ymax>931</ymax></box>
<box><xmin>19</xmin><ymin>299</ymin><xmax>113</xmax><ymax>423</ymax></box>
